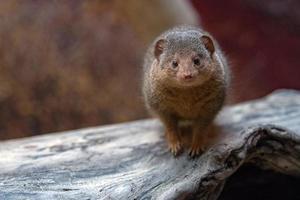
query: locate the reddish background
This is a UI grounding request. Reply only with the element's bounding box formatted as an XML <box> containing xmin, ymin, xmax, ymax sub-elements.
<box><xmin>191</xmin><ymin>0</ymin><xmax>300</xmax><ymax>102</ymax></box>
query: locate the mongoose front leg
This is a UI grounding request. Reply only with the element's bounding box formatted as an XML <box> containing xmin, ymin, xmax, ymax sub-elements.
<box><xmin>158</xmin><ymin>114</ymin><xmax>182</xmax><ymax>156</ymax></box>
<box><xmin>189</xmin><ymin>123</ymin><xmax>208</xmax><ymax>158</ymax></box>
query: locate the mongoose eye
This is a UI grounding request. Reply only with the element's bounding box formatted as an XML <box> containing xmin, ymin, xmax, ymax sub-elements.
<box><xmin>193</xmin><ymin>58</ymin><xmax>200</xmax><ymax>66</ymax></box>
<box><xmin>172</xmin><ymin>61</ymin><xmax>178</xmax><ymax>68</ymax></box>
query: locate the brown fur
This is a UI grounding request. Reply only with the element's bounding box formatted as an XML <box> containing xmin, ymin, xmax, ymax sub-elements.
<box><xmin>143</xmin><ymin>26</ymin><xmax>229</xmax><ymax>157</ymax></box>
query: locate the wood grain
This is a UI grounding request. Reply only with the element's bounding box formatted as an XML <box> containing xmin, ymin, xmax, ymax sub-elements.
<box><xmin>0</xmin><ymin>89</ymin><xmax>300</xmax><ymax>200</ymax></box>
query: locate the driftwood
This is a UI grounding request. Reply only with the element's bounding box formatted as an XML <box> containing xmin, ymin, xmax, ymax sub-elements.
<box><xmin>0</xmin><ymin>89</ymin><xmax>300</xmax><ymax>200</ymax></box>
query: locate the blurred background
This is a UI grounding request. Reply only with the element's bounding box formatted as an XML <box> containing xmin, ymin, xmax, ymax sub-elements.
<box><xmin>0</xmin><ymin>0</ymin><xmax>299</xmax><ymax>140</ymax></box>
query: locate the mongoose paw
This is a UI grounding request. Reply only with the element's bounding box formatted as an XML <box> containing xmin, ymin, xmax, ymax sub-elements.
<box><xmin>188</xmin><ymin>144</ymin><xmax>205</xmax><ymax>158</ymax></box>
<box><xmin>168</xmin><ymin>141</ymin><xmax>182</xmax><ymax>156</ymax></box>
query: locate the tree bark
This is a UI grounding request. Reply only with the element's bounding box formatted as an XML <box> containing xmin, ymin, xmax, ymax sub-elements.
<box><xmin>0</xmin><ymin>89</ymin><xmax>300</xmax><ymax>200</ymax></box>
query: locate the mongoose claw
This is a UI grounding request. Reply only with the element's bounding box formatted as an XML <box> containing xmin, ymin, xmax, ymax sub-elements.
<box><xmin>168</xmin><ymin>141</ymin><xmax>182</xmax><ymax>156</ymax></box>
<box><xmin>188</xmin><ymin>145</ymin><xmax>204</xmax><ymax>158</ymax></box>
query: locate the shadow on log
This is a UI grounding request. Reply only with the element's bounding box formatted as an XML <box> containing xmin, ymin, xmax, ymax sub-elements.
<box><xmin>0</xmin><ymin>89</ymin><xmax>300</xmax><ymax>200</ymax></box>
<box><xmin>219</xmin><ymin>165</ymin><xmax>300</xmax><ymax>200</ymax></box>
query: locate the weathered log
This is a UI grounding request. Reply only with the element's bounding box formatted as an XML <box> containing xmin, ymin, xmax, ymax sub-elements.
<box><xmin>0</xmin><ymin>89</ymin><xmax>300</xmax><ymax>200</ymax></box>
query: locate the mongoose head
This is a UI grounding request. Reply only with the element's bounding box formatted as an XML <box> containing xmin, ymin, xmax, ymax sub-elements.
<box><xmin>153</xmin><ymin>30</ymin><xmax>220</xmax><ymax>88</ymax></box>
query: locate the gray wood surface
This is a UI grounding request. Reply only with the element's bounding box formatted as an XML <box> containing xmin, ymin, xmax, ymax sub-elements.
<box><xmin>0</xmin><ymin>89</ymin><xmax>300</xmax><ymax>200</ymax></box>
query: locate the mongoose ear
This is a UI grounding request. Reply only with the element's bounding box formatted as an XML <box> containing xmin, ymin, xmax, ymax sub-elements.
<box><xmin>154</xmin><ymin>39</ymin><xmax>165</xmax><ymax>59</ymax></box>
<box><xmin>201</xmin><ymin>35</ymin><xmax>215</xmax><ymax>56</ymax></box>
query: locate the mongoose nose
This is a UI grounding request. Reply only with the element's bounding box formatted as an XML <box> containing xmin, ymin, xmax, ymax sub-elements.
<box><xmin>184</xmin><ymin>74</ymin><xmax>193</xmax><ymax>80</ymax></box>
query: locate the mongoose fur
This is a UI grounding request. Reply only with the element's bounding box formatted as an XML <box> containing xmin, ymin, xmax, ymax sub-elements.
<box><xmin>143</xmin><ymin>26</ymin><xmax>230</xmax><ymax>157</ymax></box>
